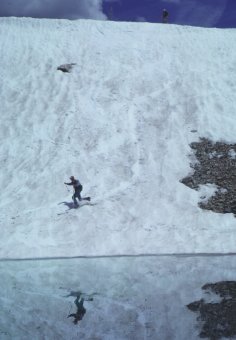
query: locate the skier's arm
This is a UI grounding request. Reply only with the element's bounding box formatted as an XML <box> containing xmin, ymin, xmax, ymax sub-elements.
<box><xmin>67</xmin><ymin>313</ymin><xmax>76</xmax><ymax>318</ymax></box>
<box><xmin>64</xmin><ymin>182</ymin><xmax>73</xmax><ymax>185</ymax></box>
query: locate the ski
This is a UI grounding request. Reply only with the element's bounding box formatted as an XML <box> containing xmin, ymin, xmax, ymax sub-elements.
<box><xmin>81</xmin><ymin>197</ymin><xmax>91</xmax><ymax>201</ymax></box>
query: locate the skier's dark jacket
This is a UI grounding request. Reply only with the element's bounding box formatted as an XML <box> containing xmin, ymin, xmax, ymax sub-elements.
<box><xmin>65</xmin><ymin>179</ymin><xmax>82</xmax><ymax>192</ymax></box>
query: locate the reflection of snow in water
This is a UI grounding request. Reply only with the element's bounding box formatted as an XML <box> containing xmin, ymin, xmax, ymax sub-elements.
<box><xmin>1</xmin><ymin>256</ymin><xmax>236</xmax><ymax>339</ymax></box>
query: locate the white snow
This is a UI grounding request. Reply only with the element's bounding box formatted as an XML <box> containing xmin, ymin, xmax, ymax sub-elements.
<box><xmin>1</xmin><ymin>17</ymin><xmax>236</xmax><ymax>339</ymax></box>
<box><xmin>0</xmin><ymin>18</ymin><xmax>236</xmax><ymax>258</ymax></box>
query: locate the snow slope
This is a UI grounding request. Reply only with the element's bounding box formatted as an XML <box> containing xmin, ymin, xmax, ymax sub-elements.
<box><xmin>0</xmin><ymin>18</ymin><xmax>236</xmax><ymax>258</ymax></box>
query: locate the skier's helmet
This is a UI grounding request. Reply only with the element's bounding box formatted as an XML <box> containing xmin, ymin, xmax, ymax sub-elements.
<box><xmin>70</xmin><ymin>176</ymin><xmax>75</xmax><ymax>180</ymax></box>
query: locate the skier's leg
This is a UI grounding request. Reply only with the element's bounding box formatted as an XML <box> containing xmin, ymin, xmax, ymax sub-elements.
<box><xmin>74</xmin><ymin>296</ymin><xmax>80</xmax><ymax>308</ymax></box>
<box><xmin>79</xmin><ymin>185</ymin><xmax>83</xmax><ymax>200</ymax></box>
<box><xmin>75</xmin><ymin>186</ymin><xmax>82</xmax><ymax>201</ymax></box>
<box><xmin>74</xmin><ymin>191</ymin><xmax>81</xmax><ymax>202</ymax></box>
<box><xmin>72</xmin><ymin>193</ymin><xmax>77</xmax><ymax>205</ymax></box>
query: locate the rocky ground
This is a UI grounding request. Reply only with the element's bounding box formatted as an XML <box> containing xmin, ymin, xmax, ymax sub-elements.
<box><xmin>187</xmin><ymin>281</ymin><xmax>236</xmax><ymax>339</ymax></box>
<box><xmin>181</xmin><ymin>138</ymin><xmax>236</xmax><ymax>215</ymax></box>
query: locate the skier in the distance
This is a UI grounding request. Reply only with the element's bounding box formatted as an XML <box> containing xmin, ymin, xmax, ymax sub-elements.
<box><xmin>162</xmin><ymin>9</ymin><xmax>169</xmax><ymax>23</ymax></box>
<box><xmin>64</xmin><ymin>176</ymin><xmax>90</xmax><ymax>205</ymax></box>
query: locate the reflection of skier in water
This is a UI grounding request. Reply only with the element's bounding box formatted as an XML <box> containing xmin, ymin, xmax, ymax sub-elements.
<box><xmin>67</xmin><ymin>296</ymin><xmax>86</xmax><ymax>324</ymax></box>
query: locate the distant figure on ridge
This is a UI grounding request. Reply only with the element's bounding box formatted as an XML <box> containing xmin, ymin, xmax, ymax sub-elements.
<box><xmin>64</xmin><ymin>176</ymin><xmax>90</xmax><ymax>205</ymax></box>
<box><xmin>162</xmin><ymin>9</ymin><xmax>169</xmax><ymax>23</ymax></box>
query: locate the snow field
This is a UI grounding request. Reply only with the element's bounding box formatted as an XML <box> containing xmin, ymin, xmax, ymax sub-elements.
<box><xmin>0</xmin><ymin>18</ymin><xmax>236</xmax><ymax>258</ymax></box>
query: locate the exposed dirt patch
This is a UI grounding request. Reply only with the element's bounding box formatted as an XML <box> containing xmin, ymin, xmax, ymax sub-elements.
<box><xmin>187</xmin><ymin>281</ymin><xmax>236</xmax><ymax>339</ymax></box>
<box><xmin>181</xmin><ymin>138</ymin><xmax>236</xmax><ymax>215</ymax></box>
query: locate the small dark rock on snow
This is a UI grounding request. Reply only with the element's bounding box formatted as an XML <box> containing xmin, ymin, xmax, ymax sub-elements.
<box><xmin>57</xmin><ymin>63</ymin><xmax>76</xmax><ymax>73</ymax></box>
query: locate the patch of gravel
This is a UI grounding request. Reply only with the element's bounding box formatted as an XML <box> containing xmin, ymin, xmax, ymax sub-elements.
<box><xmin>187</xmin><ymin>281</ymin><xmax>236</xmax><ymax>339</ymax></box>
<box><xmin>181</xmin><ymin>138</ymin><xmax>236</xmax><ymax>215</ymax></box>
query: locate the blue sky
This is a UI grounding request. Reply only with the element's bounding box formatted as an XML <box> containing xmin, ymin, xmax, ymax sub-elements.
<box><xmin>103</xmin><ymin>0</ymin><xmax>236</xmax><ymax>28</ymax></box>
<box><xmin>0</xmin><ymin>0</ymin><xmax>235</xmax><ymax>28</ymax></box>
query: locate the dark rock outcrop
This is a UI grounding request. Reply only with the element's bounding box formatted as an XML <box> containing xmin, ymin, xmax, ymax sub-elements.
<box><xmin>181</xmin><ymin>138</ymin><xmax>236</xmax><ymax>215</ymax></box>
<box><xmin>187</xmin><ymin>281</ymin><xmax>236</xmax><ymax>339</ymax></box>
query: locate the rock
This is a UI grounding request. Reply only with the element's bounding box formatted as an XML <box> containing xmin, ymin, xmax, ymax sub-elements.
<box><xmin>181</xmin><ymin>138</ymin><xmax>236</xmax><ymax>216</ymax></box>
<box><xmin>57</xmin><ymin>63</ymin><xmax>76</xmax><ymax>73</ymax></box>
<box><xmin>187</xmin><ymin>281</ymin><xmax>236</xmax><ymax>339</ymax></box>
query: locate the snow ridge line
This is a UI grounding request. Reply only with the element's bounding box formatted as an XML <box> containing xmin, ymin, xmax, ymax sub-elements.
<box><xmin>1</xmin><ymin>252</ymin><xmax>236</xmax><ymax>262</ymax></box>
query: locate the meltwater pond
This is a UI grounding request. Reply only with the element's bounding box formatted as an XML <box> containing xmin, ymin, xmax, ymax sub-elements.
<box><xmin>0</xmin><ymin>255</ymin><xmax>236</xmax><ymax>340</ymax></box>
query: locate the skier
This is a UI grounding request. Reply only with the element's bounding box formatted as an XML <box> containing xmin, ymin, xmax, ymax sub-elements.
<box><xmin>162</xmin><ymin>9</ymin><xmax>169</xmax><ymax>23</ymax></box>
<box><xmin>64</xmin><ymin>176</ymin><xmax>90</xmax><ymax>205</ymax></box>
